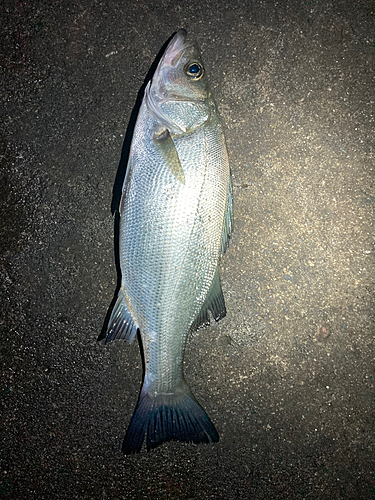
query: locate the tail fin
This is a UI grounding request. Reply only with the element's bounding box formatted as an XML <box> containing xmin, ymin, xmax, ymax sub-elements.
<box><xmin>122</xmin><ymin>382</ymin><xmax>219</xmax><ymax>454</ymax></box>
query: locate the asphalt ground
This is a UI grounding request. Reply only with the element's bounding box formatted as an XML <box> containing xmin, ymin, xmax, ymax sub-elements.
<box><xmin>1</xmin><ymin>1</ymin><xmax>374</xmax><ymax>498</ymax></box>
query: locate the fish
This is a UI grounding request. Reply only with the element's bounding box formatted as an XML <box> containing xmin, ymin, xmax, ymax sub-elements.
<box><xmin>105</xmin><ymin>29</ymin><xmax>233</xmax><ymax>454</ymax></box>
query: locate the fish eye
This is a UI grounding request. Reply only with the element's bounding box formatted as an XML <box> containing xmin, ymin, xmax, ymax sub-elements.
<box><xmin>186</xmin><ymin>62</ymin><xmax>204</xmax><ymax>80</ymax></box>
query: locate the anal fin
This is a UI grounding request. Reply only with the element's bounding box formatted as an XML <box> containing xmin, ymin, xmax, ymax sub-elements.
<box><xmin>192</xmin><ymin>267</ymin><xmax>226</xmax><ymax>331</ymax></box>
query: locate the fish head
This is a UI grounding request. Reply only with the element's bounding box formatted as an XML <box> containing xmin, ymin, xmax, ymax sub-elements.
<box><xmin>146</xmin><ymin>29</ymin><xmax>212</xmax><ymax>135</ymax></box>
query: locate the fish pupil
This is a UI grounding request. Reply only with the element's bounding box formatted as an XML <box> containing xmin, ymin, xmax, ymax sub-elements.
<box><xmin>189</xmin><ymin>63</ymin><xmax>200</xmax><ymax>74</ymax></box>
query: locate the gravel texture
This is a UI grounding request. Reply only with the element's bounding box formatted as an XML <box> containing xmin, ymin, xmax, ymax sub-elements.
<box><xmin>1</xmin><ymin>0</ymin><xmax>374</xmax><ymax>498</ymax></box>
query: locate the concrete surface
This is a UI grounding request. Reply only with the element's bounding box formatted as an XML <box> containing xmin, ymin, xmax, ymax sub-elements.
<box><xmin>1</xmin><ymin>0</ymin><xmax>374</xmax><ymax>498</ymax></box>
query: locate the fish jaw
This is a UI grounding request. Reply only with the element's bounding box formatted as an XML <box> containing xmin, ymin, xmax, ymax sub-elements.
<box><xmin>162</xmin><ymin>29</ymin><xmax>188</xmax><ymax>69</ymax></box>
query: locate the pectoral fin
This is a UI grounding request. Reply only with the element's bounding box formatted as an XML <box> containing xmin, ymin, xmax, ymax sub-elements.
<box><xmin>153</xmin><ymin>128</ymin><xmax>185</xmax><ymax>184</ymax></box>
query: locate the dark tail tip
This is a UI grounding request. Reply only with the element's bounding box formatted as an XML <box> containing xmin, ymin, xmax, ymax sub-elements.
<box><xmin>121</xmin><ymin>385</ymin><xmax>219</xmax><ymax>454</ymax></box>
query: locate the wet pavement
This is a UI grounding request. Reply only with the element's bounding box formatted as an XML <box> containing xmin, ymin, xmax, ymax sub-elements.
<box><xmin>1</xmin><ymin>0</ymin><xmax>374</xmax><ymax>498</ymax></box>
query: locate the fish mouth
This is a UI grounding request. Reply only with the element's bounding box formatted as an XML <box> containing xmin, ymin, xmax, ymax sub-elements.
<box><xmin>162</xmin><ymin>29</ymin><xmax>189</xmax><ymax>69</ymax></box>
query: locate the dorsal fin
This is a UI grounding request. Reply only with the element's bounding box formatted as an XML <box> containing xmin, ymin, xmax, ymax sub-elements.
<box><xmin>105</xmin><ymin>288</ymin><xmax>138</xmax><ymax>344</ymax></box>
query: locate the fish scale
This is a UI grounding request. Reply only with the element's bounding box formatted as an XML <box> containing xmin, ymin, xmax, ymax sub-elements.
<box><xmin>105</xmin><ymin>29</ymin><xmax>232</xmax><ymax>453</ymax></box>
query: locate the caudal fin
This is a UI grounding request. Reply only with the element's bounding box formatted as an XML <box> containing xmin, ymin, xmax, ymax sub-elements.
<box><xmin>122</xmin><ymin>382</ymin><xmax>219</xmax><ymax>454</ymax></box>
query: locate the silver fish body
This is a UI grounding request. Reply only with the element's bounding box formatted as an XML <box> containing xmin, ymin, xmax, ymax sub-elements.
<box><xmin>105</xmin><ymin>29</ymin><xmax>233</xmax><ymax>453</ymax></box>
